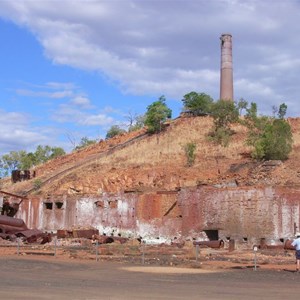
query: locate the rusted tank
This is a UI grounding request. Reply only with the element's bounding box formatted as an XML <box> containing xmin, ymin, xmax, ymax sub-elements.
<box><xmin>92</xmin><ymin>235</ymin><xmax>114</xmax><ymax>244</ymax></box>
<box><xmin>260</xmin><ymin>238</ymin><xmax>285</xmax><ymax>250</ymax></box>
<box><xmin>0</xmin><ymin>215</ymin><xmax>28</xmax><ymax>232</ymax></box>
<box><xmin>193</xmin><ymin>240</ymin><xmax>224</xmax><ymax>249</ymax></box>
<box><xmin>0</xmin><ymin>215</ymin><xmax>50</xmax><ymax>244</ymax></box>
<box><xmin>284</xmin><ymin>239</ymin><xmax>295</xmax><ymax>250</ymax></box>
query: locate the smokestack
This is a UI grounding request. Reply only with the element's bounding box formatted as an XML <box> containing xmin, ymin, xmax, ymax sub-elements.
<box><xmin>220</xmin><ymin>33</ymin><xmax>233</xmax><ymax>101</ymax></box>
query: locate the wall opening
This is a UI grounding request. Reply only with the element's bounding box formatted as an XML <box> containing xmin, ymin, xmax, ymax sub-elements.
<box><xmin>108</xmin><ymin>201</ymin><xmax>117</xmax><ymax>209</ymax></box>
<box><xmin>243</xmin><ymin>237</ymin><xmax>248</xmax><ymax>242</ymax></box>
<box><xmin>55</xmin><ymin>202</ymin><xmax>63</xmax><ymax>209</ymax></box>
<box><xmin>95</xmin><ymin>200</ymin><xmax>104</xmax><ymax>208</ymax></box>
<box><xmin>204</xmin><ymin>230</ymin><xmax>219</xmax><ymax>241</ymax></box>
<box><xmin>44</xmin><ymin>202</ymin><xmax>53</xmax><ymax>210</ymax></box>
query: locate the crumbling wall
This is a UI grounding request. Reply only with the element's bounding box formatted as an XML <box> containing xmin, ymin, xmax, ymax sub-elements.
<box><xmin>16</xmin><ymin>186</ymin><xmax>300</xmax><ymax>245</ymax></box>
<box><xmin>179</xmin><ymin>186</ymin><xmax>300</xmax><ymax>244</ymax></box>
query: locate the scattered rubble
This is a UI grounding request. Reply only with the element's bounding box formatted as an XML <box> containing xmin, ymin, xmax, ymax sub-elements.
<box><xmin>0</xmin><ymin>215</ymin><xmax>51</xmax><ymax>244</ymax></box>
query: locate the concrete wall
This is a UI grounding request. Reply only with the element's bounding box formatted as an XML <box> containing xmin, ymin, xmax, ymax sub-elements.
<box><xmin>14</xmin><ymin>186</ymin><xmax>300</xmax><ymax>245</ymax></box>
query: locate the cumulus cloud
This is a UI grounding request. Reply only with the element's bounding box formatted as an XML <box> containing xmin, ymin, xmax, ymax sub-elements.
<box><xmin>0</xmin><ymin>0</ymin><xmax>299</xmax><ymax>116</ymax></box>
<box><xmin>70</xmin><ymin>96</ymin><xmax>93</xmax><ymax>109</ymax></box>
<box><xmin>0</xmin><ymin>110</ymin><xmax>48</xmax><ymax>154</ymax></box>
<box><xmin>81</xmin><ymin>114</ymin><xmax>114</xmax><ymax>126</ymax></box>
<box><xmin>0</xmin><ymin>0</ymin><xmax>299</xmax><ymax>104</ymax></box>
<box><xmin>0</xmin><ymin>0</ymin><xmax>300</xmax><ymax>158</ymax></box>
<box><xmin>16</xmin><ymin>88</ymin><xmax>74</xmax><ymax>99</ymax></box>
<box><xmin>52</xmin><ymin>103</ymin><xmax>114</xmax><ymax>127</ymax></box>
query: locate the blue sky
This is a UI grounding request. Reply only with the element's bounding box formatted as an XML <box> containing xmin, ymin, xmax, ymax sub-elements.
<box><xmin>0</xmin><ymin>0</ymin><xmax>300</xmax><ymax>155</ymax></box>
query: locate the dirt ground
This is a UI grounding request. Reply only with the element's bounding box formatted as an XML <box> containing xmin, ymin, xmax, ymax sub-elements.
<box><xmin>1</xmin><ymin>245</ymin><xmax>300</xmax><ymax>300</ymax></box>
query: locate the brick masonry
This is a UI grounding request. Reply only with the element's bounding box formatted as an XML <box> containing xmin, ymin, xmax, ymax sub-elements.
<box><xmin>3</xmin><ymin>185</ymin><xmax>299</xmax><ymax>246</ymax></box>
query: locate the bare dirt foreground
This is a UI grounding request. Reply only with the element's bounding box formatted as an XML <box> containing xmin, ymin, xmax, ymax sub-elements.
<box><xmin>1</xmin><ymin>252</ymin><xmax>300</xmax><ymax>300</ymax></box>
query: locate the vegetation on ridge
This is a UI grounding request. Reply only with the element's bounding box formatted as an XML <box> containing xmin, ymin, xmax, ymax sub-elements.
<box><xmin>144</xmin><ymin>95</ymin><xmax>172</xmax><ymax>133</ymax></box>
<box><xmin>0</xmin><ymin>91</ymin><xmax>294</xmax><ymax>179</ymax></box>
<box><xmin>0</xmin><ymin>145</ymin><xmax>65</xmax><ymax>177</ymax></box>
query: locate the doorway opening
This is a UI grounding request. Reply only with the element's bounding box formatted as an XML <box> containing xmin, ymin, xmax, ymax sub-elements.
<box><xmin>204</xmin><ymin>230</ymin><xmax>219</xmax><ymax>241</ymax></box>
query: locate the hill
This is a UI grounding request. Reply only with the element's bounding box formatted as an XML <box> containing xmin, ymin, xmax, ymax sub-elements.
<box><xmin>2</xmin><ymin>115</ymin><xmax>300</xmax><ymax>197</ymax></box>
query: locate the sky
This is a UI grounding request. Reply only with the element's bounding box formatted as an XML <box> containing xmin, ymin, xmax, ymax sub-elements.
<box><xmin>0</xmin><ymin>0</ymin><xmax>299</xmax><ymax>156</ymax></box>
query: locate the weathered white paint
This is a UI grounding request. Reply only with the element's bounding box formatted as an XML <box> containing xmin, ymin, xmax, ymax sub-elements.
<box><xmin>11</xmin><ymin>186</ymin><xmax>300</xmax><ymax>246</ymax></box>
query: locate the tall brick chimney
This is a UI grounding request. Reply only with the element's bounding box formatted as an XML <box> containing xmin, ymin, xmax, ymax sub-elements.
<box><xmin>220</xmin><ymin>33</ymin><xmax>233</xmax><ymax>101</ymax></box>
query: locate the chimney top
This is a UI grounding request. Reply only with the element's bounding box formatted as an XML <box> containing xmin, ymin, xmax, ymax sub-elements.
<box><xmin>221</xmin><ymin>33</ymin><xmax>232</xmax><ymax>37</ymax></box>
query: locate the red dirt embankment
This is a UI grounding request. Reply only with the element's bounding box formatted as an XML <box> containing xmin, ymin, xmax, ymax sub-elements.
<box><xmin>2</xmin><ymin>116</ymin><xmax>300</xmax><ymax>197</ymax></box>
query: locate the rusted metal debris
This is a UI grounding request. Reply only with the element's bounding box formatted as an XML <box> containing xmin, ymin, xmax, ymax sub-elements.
<box><xmin>92</xmin><ymin>234</ymin><xmax>128</xmax><ymax>244</ymax></box>
<box><xmin>1</xmin><ymin>201</ymin><xmax>20</xmax><ymax>217</ymax></box>
<box><xmin>0</xmin><ymin>190</ymin><xmax>28</xmax><ymax>217</ymax></box>
<box><xmin>284</xmin><ymin>239</ymin><xmax>295</xmax><ymax>250</ymax></box>
<box><xmin>57</xmin><ymin>229</ymin><xmax>99</xmax><ymax>239</ymax></box>
<box><xmin>0</xmin><ymin>190</ymin><xmax>28</xmax><ymax>199</ymax></box>
<box><xmin>193</xmin><ymin>240</ymin><xmax>225</xmax><ymax>249</ymax></box>
<box><xmin>0</xmin><ymin>215</ymin><xmax>51</xmax><ymax>244</ymax></box>
<box><xmin>11</xmin><ymin>170</ymin><xmax>36</xmax><ymax>183</ymax></box>
<box><xmin>258</xmin><ymin>238</ymin><xmax>289</xmax><ymax>250</ymax></box>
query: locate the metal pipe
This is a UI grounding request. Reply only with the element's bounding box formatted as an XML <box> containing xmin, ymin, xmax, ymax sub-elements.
<box><xmin>0</xmin><ymin>215</ymin><xmax>27</xmax><ymax>228</ymax></box>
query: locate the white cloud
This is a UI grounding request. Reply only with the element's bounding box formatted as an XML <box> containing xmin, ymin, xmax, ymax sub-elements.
<box><xmin>0</xmin><ymin>110</ymin><xmax>47</xmax><ymax>154</ymax></box>
<box><xmin>0</xmin><ymin>0</ymin><xmax>300</xmax><ymax>116</ymax></box>
<box><xmin>52</xmin><ymin>103</ymin><xmax>114</xmax><ymax>127</ymax></box>
<box><xmin>16</xmin><ymin>88</ymin><xmax>74</xmax><ymax>98</ymax></box>
<box><xmin>70</xmin><ymin>96</ymin><xmax>93</xmax><ymax>109</ymax></box>
<box><xmin>81</xmin><ymin>114</ymin><xmax>113</xmax><ymax>126</ymax></box>
<box><xmin>46</xmin><ymin>82</ymin><xmax>77</xmax><ymax>90</ymax></box>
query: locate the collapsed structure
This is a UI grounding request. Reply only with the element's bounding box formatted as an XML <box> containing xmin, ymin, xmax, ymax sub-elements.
<box><xmin>0</xmin><ymin>34</ymin><xmax>300</xmax><ymax>248</ymax></box>
<box><xmin>2</xmin><ymin>184</ymin><xmax>299</xmax><ymax>246</ymax></box>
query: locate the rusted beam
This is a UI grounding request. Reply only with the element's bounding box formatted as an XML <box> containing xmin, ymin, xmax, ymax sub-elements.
<box><xmin>156</xmin><ymin>189</ymin><xmax>180</xmax><ymax>194</ymax></box>
<box><xmin>0</xmin><ymin>190</ymin><xmax>28</xmax><ymax>200</ymax></box>
<box><xmin>163</xmin><ymin>201</ymin><xmax>178</xmax><ymax>216</ymax></box>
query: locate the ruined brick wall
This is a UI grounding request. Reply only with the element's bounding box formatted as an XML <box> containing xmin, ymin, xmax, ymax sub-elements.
<box><xmin>16</xmin><ymin>186</ymin><xmax>300</xmax><ymax>245</ymax></box>
<box><xmin>179</xmin><ymin>186</ymin><xmax>300</xmax><ymax>244</ymax></box>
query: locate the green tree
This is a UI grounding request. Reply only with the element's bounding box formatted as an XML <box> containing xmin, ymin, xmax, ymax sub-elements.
<box><xmin>0</xmin><ymin>150</ymin><xmax>27</xmax><ymax>176</ymax></box>
<box><xmin>184</xmin><ymin>142</ymin><xmax>196</xmax><ymax>167</ymax></box>
<box><xmin>208</xmin><ymin>100</ymin><xmax>239</xmax><ymax>146</ymax></box>
<box><xmin>182</xmin><ymin>92</ymin><xmax>213</xmax><ymax>116</ymax></box>
<box><xmin>249</xmin><ymin>118</ymin><xmax>292</xmax><ymax>160</ymax></box>
<box><xmin>0</xmin><ymin>145</ymin><xmax>66</xmax><ymax>177</ymax></box>
<box><xmin>211</xmin><ymin>100</ymin><xmax>239</xmax><ymax>129</ymax></box>
<box><xmin>245</xmin><ymin>102</ymin><xmax>293</xmax><ymax>160</ymax></box>
<box><xmin>74</xmin><ymin>137</ymin><xmax>97</xmax><ymax>150</ymax></box>
<box><xmin>245</xmin><ymin>102</ymin><xmax>258</xmax><ymax>120</ymax></box>
<box><xmin>144</xmin><ymin>96</ymin><xmax>172</xmax><ymax>133</ymax></box>
<box><xmin>33</xmin><ymin>145</ymin><xmax>65</xmax><ymax>164</ymax></box>
<box><xmin>34</xmin><ymin>145</ymin><xmax>52</xmax><ymax>164</ymax></box>
<box><xmin>261</xmin><ymin>119</ymin><xmax>292</xmax><ymax>160</ymax></box>
<box><xmin>236</xmin><ymin>98</ymin><xmax>248</xmax><ymax>115</ymax></box>
<box><xmin>20</xmin><ymin>152</ymin><xmax>36</xmax><ymax>170</ymax></box>
<box><xmin>105</xmin><ymin>125</ymin><xmax>126</xmax><ymax>139</ymax></box>
<box><xmin>50</xmin><ymin>147</ymin><xmax>66</xmax><ymax>159</ymax></box>
<box><xmin>278</xmin><ymin>103</ymin><xmax>287</xmax><ymax>119</ymax></box>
